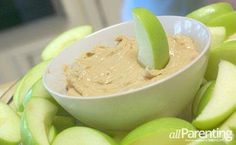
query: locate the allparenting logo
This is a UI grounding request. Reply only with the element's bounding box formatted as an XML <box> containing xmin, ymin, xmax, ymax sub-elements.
<box><xmin>169</xmin><ymin>128</ymin><xmax>233</xmax><ymax>142</ymax></box>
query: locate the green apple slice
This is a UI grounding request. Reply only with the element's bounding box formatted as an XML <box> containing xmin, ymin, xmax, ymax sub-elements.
<box><xmin>207</xmin><ymin>12</ymin><xmax>236</xmax><ymax>37</ymax></box>
<box><xmin>220</xmin><ymin>112</ymin><xmax>236</xmax><ymax>131</ymax></box>
<box><xmin>186</xmin><ymin>2</ymin><xmax>233</xmax><ymax>24</ymax></box>
<box><xmin>205</xmin><ymin>40</ymin><xmax>236</xmax><ymax>80</ymax></box>
<box><xmin>132</xmin><ymin>8</ymin><xmax>169</xmax><ymax>69</ymax></box>
<box><xmin>23</xmin><ymin>79</ymin><xmax>55</xmax><ymax>107</ymax></box>
<box><xmin>121</xmin><ymin>117</ymin><xmax>195</xmax><ymax>145</ymax></box>
<box><xmin>219</xmin><ymin>112</ymin><xmax>236</xmax><ymax>144</ymax></box>
<box><xmin>21</xmin><ymin>98</ymin><xmax>58</xmax><ymax>145</ymax></box>
<box><xmin>226</xmin><ymin>33</ymin><xmax>236</xmax><ymax>42</ymax></box>
<box><xmin>193</xmin><ymin>61</ymin><xmax>236</xmax><ymax>130</ymax></box>
<box><xmin>192</xmin><ymin>81</ymin><xmax>215</xmax><ymax>117</ymax></box>
<box><xmin>52</xmin><ymin>116</ymin><xmax>76</xmax><ymax>132</ymax></box>
<box><xmin>41</xmin><ymin>25</ymin><xmax>92</xmax><ymax>61</ymax></box>
<box><xmin>208</xmin><ymin>27</ymin><xmax>226</xmax><ymax>49</ymax></box>
<box><xmin>48</xmin><ymin>126</ymin><xmax>57</xmax><ymax>144</ymax></box>
<box><xmin>13</xmin><ymin>61</ymin><xmax>49</xmax><ymax>112</ymax></box>
<box><xmin>52</xmin><ymin>127</ymin><xmax>118</xmax><ymax>145</ymax></box>
<box><xmin>0</xmin><ymin>102</ymin><xmax>20</xmax><ymax>145</ymax></box>
<box><xmin>31</xmin><ymin>79</ymin><xmax>51</xmax><ymax>99</ymax></box>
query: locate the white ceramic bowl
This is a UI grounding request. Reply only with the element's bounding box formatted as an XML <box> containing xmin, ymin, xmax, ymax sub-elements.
<box><xmin>43</xmin><ymin>16</ymin><xmax>211</xmax><ymax>131</ymax></box>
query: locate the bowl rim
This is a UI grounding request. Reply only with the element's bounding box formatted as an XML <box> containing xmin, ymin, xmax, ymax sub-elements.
<box><xmin>43</xmin><ymin>16</ymin><xmax>211</xmax><ymax>100</ymax></box>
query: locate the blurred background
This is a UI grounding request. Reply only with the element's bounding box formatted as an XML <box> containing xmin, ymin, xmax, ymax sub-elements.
<box><xmin>0</xmin><ymin>0</ymin><xmax>235</xmax><ymax>84</ymax></box>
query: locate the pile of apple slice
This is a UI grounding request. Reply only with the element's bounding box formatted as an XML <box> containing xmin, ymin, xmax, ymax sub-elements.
<box><xmin>0</xmin><ymin>26</ymin><xmax>93</xmax><ymax>145</ymax></box>
<box><xmin>188</xmin><ymin>2</ymin><xmax>236</xmax><ymax>145</ymax></box>
<box><xmin>1</xmin><ymin>2</ymin><xmax>236</xmax><ymax>145</ymax></box>
<box><xmin>187</xmin><ymin>2</ymin><xmax>236</xmax><ymax>80</ymax></box>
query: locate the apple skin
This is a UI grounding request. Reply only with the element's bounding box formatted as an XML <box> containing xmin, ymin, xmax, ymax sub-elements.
<box><xmin>187</xmin><ymin>2</ymin><xmax>233</xmax><ymax>24</ymax></box>
<box><xmin>41</xmin><ymin>25</ymin><xmax>92</xmax><ymax>61</ymax></box>
<box><xmin>0</xmin><ymin>102</ymin><xmax>21</xmax><ymax>145</ymax></box>
<box><xmin>20</xmin><ymin>98</ymin><xmax>58</xmax><ymax>145</ymax></box>
<box><xmin>121</xmin><ymin>117</ymin><xmax>195</xmax><ymax>145</ymax></box>
<box><xmin>195</xmin><ymin>81</ymin><xmax>215</xmax><ymax>117</ymax></box>
<box><xmin>193</xmin><ymin>61</ymin><xmax>236</xmax><ymax>130</ymax></box>
<box><xmin>132</xmin><ymin>8</ymin><xmax>169</xmax><ymax>69</ymax></box>
<box><xmin>205</xmin><ymin>40</ymin><xmax>236</xmax><ymax>80</ymax></box>
<box><xmin>52</xmin><ymin>127</ymin><xmax>118</xmax><ymax>145</ymax></box>
<box><xmin>48</xmin><ymin>126</ymin><xmax>57</xmax><ymax>144</ymax></box>
<box><xmin>13</xmin><ymin>61</ymin><xmax>49</xmax><ymax>112</ymax></box>
<box><xmin>192</xmin><ymin>81</ymin><xmax>215</xmax><ymax>117</ymax></box>
<box><xmin>207</xmin><ymin>12</ymin><xmax>236</xmax><ymax>37</ymax></box>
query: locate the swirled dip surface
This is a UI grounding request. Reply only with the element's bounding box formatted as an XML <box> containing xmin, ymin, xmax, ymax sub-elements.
<box><xmin>64</xmin><ymin>35</ymin><xmax>198</xmax><ymax>97</ymax></box>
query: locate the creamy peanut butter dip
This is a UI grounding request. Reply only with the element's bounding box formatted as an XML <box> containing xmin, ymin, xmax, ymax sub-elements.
<box><xmin>64</xmin><ymin>35</ymin><xmax>198</xmax><ymax>97</ymax></box>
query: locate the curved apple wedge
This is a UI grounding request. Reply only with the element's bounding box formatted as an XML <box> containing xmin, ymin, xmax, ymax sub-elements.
<box><xmin>205</xmin><ymin>40</ymin><xmax>236</xmax><ymax>80</ymax></box>
<box><xmin>132</xmin><ymin>8</ymin><xmax>169</xmax><ymax>69</ymax></box>
<box><xmin>0</xmin><ymin>102</ymin><xmax>20</xmax><ymax>145</ymax></box>
<box><xmin>52</xmin><ymin>127</ymin><xmax>118</xmax><ymax>145</ymax></box>
<box><xmin>41</xmin><ymin>25</ymin><xmax>92</xmax><ymax>61</ymax></box>
<box><xmin>121</xmin><ymin>117</ymin><xmax>195</xmax><ymax>145</ymax></box>
<box><xmin>192</xmin><ymin>81</ymin><xmax>215</xmax><ymax>117</ymax></box>
<box><xmin>21</xmin><ymin>98</ymin><xmax>58</xmax><ymax>145</ymax></box>
<box><xmin>13</xmin><ymin>61</ymin><xmax>50</xmax><ymax>112</ymax></box>
<box><xmin>193</xmin><ymin>61</ymin><xmax>236</xmax><ymax>130</ymax></box>
<box><xmin>23</xmin><ymin>79</ymin><xmax>56</xmax><ymax>107</ymax></box>
<box><xmin>186</xmin><ymin>2</ymin><xmax>233</xmax><ymax>24</ymax></box>
<box><xmin>207</xmin><ymin>12</ymin><xmax>236</xmax><ymax>37</ymax></box>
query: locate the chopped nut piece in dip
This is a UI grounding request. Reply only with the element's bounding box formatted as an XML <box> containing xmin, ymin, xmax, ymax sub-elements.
<box><xmin>64</xmin><ymin>35</ymin><xmax>199</xmax><ymax>97</ymax></box>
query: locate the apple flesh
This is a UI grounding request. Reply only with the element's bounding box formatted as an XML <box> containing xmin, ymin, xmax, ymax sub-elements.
<box><xmin>220</xmin><ymin>112</ymin><xmax>236</xmax><ymax>144</ymax></box>
<box><xmin>121</xmin><ymin>117</ymin><xmax>195</xmax><ymax>145</ymax></box>
<box><xmin>192</xmin><ymin>81</ymin><xmax>215</xmax><ymax>117</ymax></box>
<box><xmin>132</xmin><ymin>8</ymin><xmax>169</xmax><ymax>69</ymax></box>
<box><xmin>186</xmin><ymin>2</ymin><xmax>233</xmax><ymax>24</ymax></box>
<box><xmin>41</xmin><ymin>25</ymin><xmax>92</xmax><ymax>61</ymax></box>
<box><xmin>220</xmin><ymin>112</ymin><xmax>236</xmax><ymax>133</ymax></box>
<box><xmin>0</xmin><ymin>102</ymin><xmax>20</xmax><ymax>145</ymax></box>
<box><xmin>207</xmin><ymin>12</ymin><xmax>236</xmax><ymax>37</ymax></box>
<box><xmin>21</xmin><ymin>98</ymin><xmax>58</xmax><ymax>145</ymax></box>
<box><xmin>52</xmin><ymin>127</ymin><xmax>118</xmax><ymax>145</ymax></box>
<box><xmin>13</xmin><ymin>61</ymin><xmax>49</xmax><ymax>112</ymax></box>
<box><xmin>205</xmin><ymin>40</ymin><xmax>236</xmax><ymax>80</ymax></box>
<box><xmin>226</xmin><ymin>33</ymin><xmax>236</xmax><ymax>42</ymax></box>
<box><xmin>193</xmin><ymin>61</ymin><xmax>236</xmax><ymax>130</ymax></box>
<box><xmin>208</xmin><ymin>27</ymin><xmax>226</xmax><ymax>49</ymax></box>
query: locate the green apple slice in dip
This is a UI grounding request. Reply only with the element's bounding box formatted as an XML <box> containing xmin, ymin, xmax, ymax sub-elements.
<box><xmin>132</xmin><ymin>8</ymin><xmax>169</xmax><ymax>69</ymax></box>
